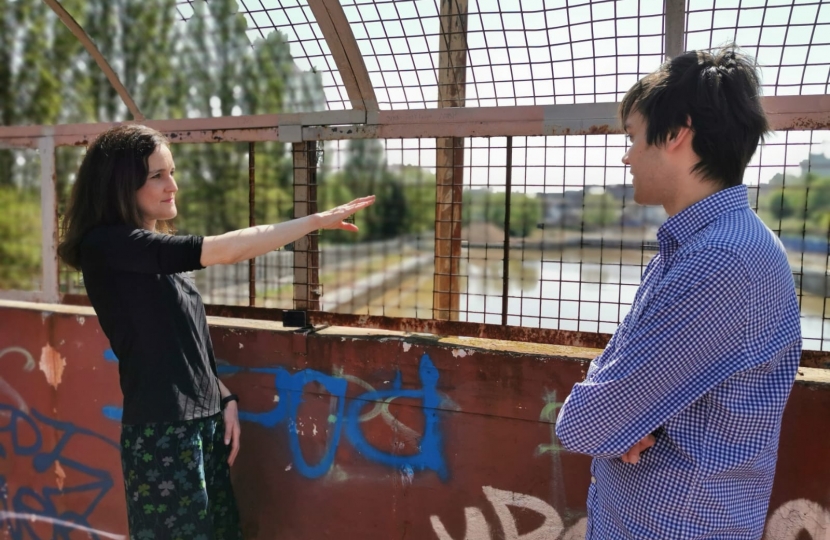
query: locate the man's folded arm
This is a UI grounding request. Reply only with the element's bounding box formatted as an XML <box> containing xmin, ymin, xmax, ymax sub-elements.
<box><xmin>554</xmin><ymin>250</ymin><xmax>750</xmax><ymax>458</ymax></box>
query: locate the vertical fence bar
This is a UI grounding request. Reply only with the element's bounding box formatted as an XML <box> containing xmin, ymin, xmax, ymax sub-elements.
<box><xmin>664</xmin><ymin>0</ymin><xmax>686</xmax><ymax>59</ymax></box>
<box><xmin>501</xmin><ymin>136</ymin><xmax>512</xmax><ymax>326</ymax></box>
<box><xmin>248</xmin><ymin>142</ymin><xmax>256</xmax><ymax>307</ymax></box>
<box><xmin>293</xmin><ymin>141</ymin><xmax>320</xmax><ymax>312</ymax></box>
<box><xmin>39</xmin><ymin>135</ymin><xmax>59</xmax><ymax>303</ymax></box>
<box><xmin>434</xmin><ymin>0</ymin><xmax>468</xmax><ymax>321</ymax></box>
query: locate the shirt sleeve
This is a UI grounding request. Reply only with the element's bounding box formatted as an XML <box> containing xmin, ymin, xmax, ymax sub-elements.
<box><xmin>81</xmin><ymin>225</ymin><xmax>205</xmax><ymax>275</ymax></box>
<box><xmin>554</xmin><ymin>248</ymin><xmax>751</xmax><ymax>458</ymax></box>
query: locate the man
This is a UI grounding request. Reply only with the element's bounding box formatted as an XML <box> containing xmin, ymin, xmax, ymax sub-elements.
<box><xmin>555</xmin><ymin>46</ymin><xmax>802</xmax><ymax>539</ymax></box>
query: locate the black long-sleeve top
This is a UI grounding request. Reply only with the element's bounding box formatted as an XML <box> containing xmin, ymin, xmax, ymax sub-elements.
<box><xmin>80</xmin><ymin>225</ymin><xmax>220</xmax><ymax>424</ymax></box>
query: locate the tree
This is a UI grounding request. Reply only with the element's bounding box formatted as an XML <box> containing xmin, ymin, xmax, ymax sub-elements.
<box><xmin>582</xmin><ymin>192</ymin><xmax>622</xmax><ymax>230</ymax></box>
<box><xmin>463</xmin><ymin>190</ymin><xmax>542</xmax><ymax>237</ymax></box>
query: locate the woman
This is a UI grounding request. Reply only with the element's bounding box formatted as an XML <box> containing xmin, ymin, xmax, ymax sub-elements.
<box><xmin>58</xmin><ymin>124</ymin><xmax>373</xmax><ymax>539</ymax></box>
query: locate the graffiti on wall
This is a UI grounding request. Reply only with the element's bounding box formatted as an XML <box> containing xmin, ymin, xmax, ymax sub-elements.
<box><xmin>430</xmin><ymin>489</ymin><xmax>830</xmax><ymax>540</ymax></box>
<box><xmin>226</xmin><ymin>352</ymin><xmax>449</xmax><ymax>481</ymax></box>
<box><xmin>104</xmin><ymin>349</ymin><xmax>452</xmax><ymax>481</ymax></box>
<box><xmin>765</xmin><ymin>499</ymin><xmax>830</xmax><ymax>540</ymax></box>
<box><xmin>430</xmin><ymin>486</ymin><xmax>586</xmax><ymax>540</ymax></box>
<box><xmin>0</xmin><ymin>346</ymin><xmax>123</xmax><ymax>539</ymax></box>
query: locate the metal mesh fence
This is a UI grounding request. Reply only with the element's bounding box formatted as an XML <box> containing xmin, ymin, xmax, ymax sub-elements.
<box><xmin>176</xmin><ymin>0</ymin><xmax>666</xmax><ymax>110</ymax></box>
<box><xmin>1</xmin><ymin>0</ymin><xmax>827</xmax><ymax>355</ymax></box>
<box><xmin>686</xmin><ymin>0</ymin><xmax>830</xmax><ymax>96</ymax></box>
<box><xmin>315</xmin><ymin>139</ymin><xmax>436</xmax><ymax>317</ymax></box>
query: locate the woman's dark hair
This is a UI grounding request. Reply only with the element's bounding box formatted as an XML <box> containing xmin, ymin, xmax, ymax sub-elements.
<box><xmin>58</xmin><ymin>125</ymin><xmax>170</xmax><ymax>269</ymax></box>
<box><xmin>619</xmin><ymin>45</ymin><xmax>770</xmax><ymax>189</ymax></box>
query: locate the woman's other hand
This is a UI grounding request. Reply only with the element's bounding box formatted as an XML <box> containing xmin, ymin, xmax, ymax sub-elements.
<box><xmin>223</xmin><ymin>401</ymin><xmax>241</xmax><ymax>466</ymax></box>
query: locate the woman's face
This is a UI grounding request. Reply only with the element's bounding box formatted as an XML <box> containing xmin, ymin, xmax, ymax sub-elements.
<box><xmin>136</xmin><ymin>144</ymin><xmax>177</xmax><ymax>230</ymax></box>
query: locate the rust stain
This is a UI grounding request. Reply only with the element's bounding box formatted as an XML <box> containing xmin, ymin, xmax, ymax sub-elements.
<box><xmin>55</xmin><ymin>461</ymin><xmax>66</xmax><ymax>491</ymax></box>
<box><xmin>39</xmin><ymin>344</ymin><xmax>66</xmax><ymax>389</ymax></box>
<box><xmin>587</xmin><ymin>124</ymin><xmax>611</xmax><ymax>134</ymax></box>
<box><xmin>782</xmin><ymin>116</ymin><xmax>830</xmax><ymax>131</ymax></box>
<box><xmin>800</xmin><ymin>350</ymin><xmax>830</xmax><ymax>370</ymax></box>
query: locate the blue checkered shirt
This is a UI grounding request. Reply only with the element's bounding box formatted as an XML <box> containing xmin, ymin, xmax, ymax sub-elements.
<box><xmin>556</xmin><ymin>185</ymin><xmax>802</xmax><ymax>539</ymax></box>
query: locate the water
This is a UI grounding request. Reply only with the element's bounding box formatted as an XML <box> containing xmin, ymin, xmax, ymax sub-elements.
<box><xmin>460</xmin><ymin>257</ymin><xmax>829</xmax><ymax>351</ymax></box>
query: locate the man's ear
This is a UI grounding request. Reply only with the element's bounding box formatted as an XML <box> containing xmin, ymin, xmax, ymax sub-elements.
<box><xmin>666</xmin><ymin>119</ymin><xmax>693</xmax><ymax>152</ymax></box>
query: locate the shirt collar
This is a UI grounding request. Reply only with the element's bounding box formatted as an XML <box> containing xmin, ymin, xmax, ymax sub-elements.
<box><xmin>657</xmin><ymin>185</ymin><xmax>749</xmax><ymax>248</ymax></box>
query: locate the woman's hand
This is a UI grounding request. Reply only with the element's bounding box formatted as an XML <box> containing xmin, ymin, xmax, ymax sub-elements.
<box><xmin>223</xmin><ymin>401</ymin><xmax>241</xmax><ymax>466</ymax></box>
<box><xmin>315</xmin><ymin>195</ymin><xmax>375</xmax><ymax>232</ymax></box>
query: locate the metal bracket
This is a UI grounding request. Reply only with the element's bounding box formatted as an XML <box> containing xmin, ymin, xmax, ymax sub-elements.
<box><xmin>278</xmin><ymin>124</ymin><xmax>303</xmax><ymax>143</ymax></box>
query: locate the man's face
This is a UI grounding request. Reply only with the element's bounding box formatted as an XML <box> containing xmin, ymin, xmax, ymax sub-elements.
<box><xmin>622</xmin><ymin>111</ymin><xmax>671</xmax><ymax>207</ymax></box>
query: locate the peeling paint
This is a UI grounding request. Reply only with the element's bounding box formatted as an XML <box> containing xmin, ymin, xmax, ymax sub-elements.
<box><xmin>403</xmin><ymin>342</ymin><xmax>412</xmax><ymax>352</ymax></box>
<box><xmin>55</xmin><ymin>461</ymin><xmax>66</xmax><ymax>491</ymax></box>
<box><xmin>39</xmin><ymin>344</ymin><xmax>66</xmax><ymax>389</ymax></box>
<box><xmin>452</xmin><ymin>349</ymin><xmax>468</xmax><ymax>358</ymax></box>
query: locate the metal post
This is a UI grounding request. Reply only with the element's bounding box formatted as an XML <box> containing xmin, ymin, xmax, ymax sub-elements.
<box><xmin>248</xmin><ymin>142</ymin><xmax>256</xmax><ymax>307</ymax></box>
<box><xmin>501</xmin><ymin>137</ymin><xmax>512</xmax><ymax>326</ymax></box>
<box><xmin>433</xmin><ymin>0</ymin><xmax>468</xmax><ymax>321</ymax></box>
<box><xmin>664</xmin><ymin>0</ymin><xmax>686</xmax><ymax>60</ymax></box>
<box><xmin>293</xmin><ymin>141</ymin><xmax>320</xmax><ymax>311</ymax></box>
<box><xmin>38</xmin><ymin>135</ymin><xmax>59</xmax><ymax>304</ymax></box>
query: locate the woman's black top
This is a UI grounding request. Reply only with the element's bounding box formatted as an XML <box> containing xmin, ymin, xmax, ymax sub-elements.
<box><xmin>80</xmin><ymin>225</ymin><xmax>221</xmax><ymax>424</ymax></box>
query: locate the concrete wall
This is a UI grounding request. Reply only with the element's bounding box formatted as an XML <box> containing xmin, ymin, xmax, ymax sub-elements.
<box><xmin>0</xmin><ymin>301</ymin><xmax>828</xmax><ymax>539</ymax></box>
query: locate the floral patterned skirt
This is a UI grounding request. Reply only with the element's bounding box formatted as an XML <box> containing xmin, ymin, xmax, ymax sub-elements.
<box><xmin>120</xmin><ymin>413</ymin><xmax>243</xmax><ymax>540</ymax></box>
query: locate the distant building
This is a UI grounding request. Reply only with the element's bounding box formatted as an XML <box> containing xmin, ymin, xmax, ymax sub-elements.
<box><xmin>801</xmin><ymin>153</ymin><xmax>830</xmax><ymax>177</ymax></box>
<box><xmin>539</xmin><ymin>184</ymin><xmax>666</xmax><ymax>228</ymax></box>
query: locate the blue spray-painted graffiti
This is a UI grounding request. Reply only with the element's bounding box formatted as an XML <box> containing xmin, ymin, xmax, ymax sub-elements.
<box><xmin>101</xmin><ymin>348</ymin><xmax>448</xmax><ymax>481</ymax></box>
<box><xmin>0</xmin><ymin>403</ymin><xmax>121</xmax><ymax>539</ymax></box>
<box><xmin>223</xmin><ymin>353</ymin><xmax>448</xmax><ymax>481</ymax></box>
<box><xmin>101</xmin><ymin>350</ymin><xmax>123</xmax><ymax>422</ymax></box>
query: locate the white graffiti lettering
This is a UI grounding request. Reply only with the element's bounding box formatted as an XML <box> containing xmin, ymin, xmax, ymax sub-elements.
<box><xmin>765</xmin><ymin>499</ymin><xmax>830</xmax><ymax>540</ymax></box>
<box><xmin>432</xmin><ymin>492</ymin><xmax>830</xmax><ymax>540</ymax></box>
<box><xmin>430</xmin><ymin>486</ymin><xmax>582</xmax><ymax>540</ymax></box>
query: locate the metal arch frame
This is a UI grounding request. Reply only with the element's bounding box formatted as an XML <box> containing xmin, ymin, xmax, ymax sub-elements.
<box><xmin>42</xmin><ymin>0</ymin><xmax>144</xmax><ymax>122</ymax></box>
<box><xmin>0</xmin><ymin>1</ymin><xmax>823</xmax><ymax>147</ymax></box>
<box><xmin>307</xmin><ymin>0</ymin><xmax>379</xmax><ymax>118</ymax></box>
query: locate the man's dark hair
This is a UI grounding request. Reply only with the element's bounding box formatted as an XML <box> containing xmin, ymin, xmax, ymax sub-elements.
<box><xmin>619</xmin><ymin>46</ymin><xmax>769</xmax><ymax>189</ymax></box>
<box><xmin>58</xmin><ymin>125</ymin><xmax>170</xmax><ymax>270</ymax></box>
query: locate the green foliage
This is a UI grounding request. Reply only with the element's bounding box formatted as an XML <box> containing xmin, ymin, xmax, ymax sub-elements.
<box><xmin>760</xmin><ymin>173</ymin><xmax>830</xmax><ymax>235</ymax></box>
<box><xmin>463</xmin><ymin>190</ymin><xmax>542</xmax><ymax>237</ymax></box>
<box><xmin>0</xmin><ymin>187</ymin><xmax>41</xmax><ymax>289</ymax></box>
<box><xmin>582</xmin><ymin>192</ymin><xmax>622</xmax><ymax>229</ymax></box>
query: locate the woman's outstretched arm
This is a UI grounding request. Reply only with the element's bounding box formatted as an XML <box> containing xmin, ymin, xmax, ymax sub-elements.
<box><xmin>200</xmin><ymin>196</ymin><xmax>374</xmax><ymax>267</ymax></box>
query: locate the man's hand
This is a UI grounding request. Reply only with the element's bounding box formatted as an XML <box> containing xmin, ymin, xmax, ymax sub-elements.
<box><xmin>223</xmin><ymin>401</ymin><xmax>241</xmax><ymax>466</ymax></box>
<box><xmin>621</xmin><ymin>434</ymin><xmax>655</xmax><ymax>464</ymax></box>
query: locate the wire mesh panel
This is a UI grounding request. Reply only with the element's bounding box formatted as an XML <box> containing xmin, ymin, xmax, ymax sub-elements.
<box><xmin>686</xmin><ymin>0</ymin><xmax>830</xmax><ymax>96</ymax></box>
<box><xmin>0</xmin><ymin>149</ymin><xmax>42</xmax><ymax>292</ymax></box>
<box><xmin>745</xmin><ymin>130</ymin><xmax>830</xmax><ymax>351</ymax></box>
<box><xmin>58</xmin><ymin>146</ymin><xmax>88</xmax><ymax>296</ymax></box>
<box><xmin>339</xmin><ymin>0</ymin><xmax>666</xmax><ymax>109</ymax></box>
<box><xmin>457</xmin><ymin>135</ymin><xmax>658</xmax><ymax>333</ymax></box>
<box><xmin>314</xmin><ymin>139</ymin><xmax>436</xmax><ymax>317</ymax></box>
<box><xmin>179</xmin><ymin>0</ymin><xmax>347</xmax><ymax>111</ymax></box>
<box><xmin>464</xmin><ymin>0</ymin><xmax>665</xmax><ymax>106</ymax></box>
<box><xmin>173</xmin><ymin>141</ymin><xmax>295</xmax><ymax>308</ymax></box>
